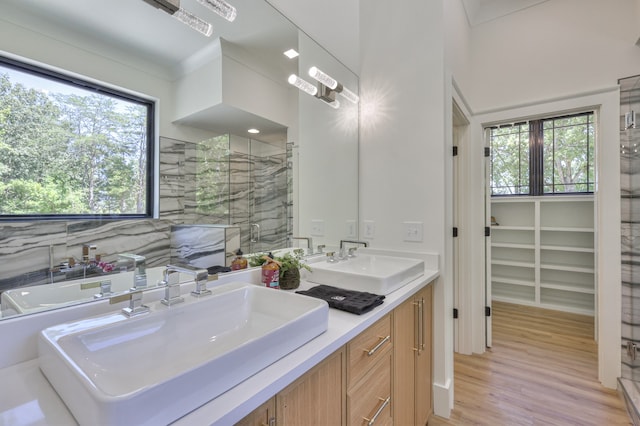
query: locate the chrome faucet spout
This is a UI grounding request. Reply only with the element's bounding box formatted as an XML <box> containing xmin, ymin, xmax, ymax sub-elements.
<box><xmin>119</xmin><ymin>253</ymin><xmax>147</xmax><ymax>289</ymax></box>
<box><xmin>339</xmin><ymin>240</ymin><xmax>369</xmax><ymax>249</ymax></box>
<box><xmin>292</xmin><ymin>236</ymin><xmax>314</xmax><ymax>255</ymax></box>
<box><xmin>165</xmin><ymin>264</ymin><xmax>212</xmax><ymax>297</ymax></box>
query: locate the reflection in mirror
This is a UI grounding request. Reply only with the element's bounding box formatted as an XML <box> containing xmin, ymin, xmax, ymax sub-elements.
<box><xmin>0</xmin><ymin>0</ymin><xmax>358</xmax><ymax>319</ymax></box>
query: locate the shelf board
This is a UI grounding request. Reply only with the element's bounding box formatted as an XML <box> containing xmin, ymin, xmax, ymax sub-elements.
<box><xmin>492</xmin><ymin>226</ymin><xmax>535</xmax><ymax>231</ymax></box>
<box><xmin>540</xmin><ymin>282</ymin><xmax>595</xmax><ymax>294</ymax></box>
<box><xmin>540</xmin><ymin>226</ymin><xmax>594</xmax><ymax>233</ymax></box>
<box><xmin>539</xmin><ymin>263</ymin><xmax>594</xmax><ymax>274</ymax></box>
<box><xmin>491</xmin><ymin>260</ymin><xmax>535</xmax><ymax>268</ymax></box>
<box><xmin>492</xmin><ymin>277</ymin><xmax>535</xmax><ymax>287</ymax></box>
<box><xmin>540</xmin><ymin>245</ymin><xmax>594</xmax><ymax>253</ymax></box>
<box><xmin>538</xmin><ymin>301</ymin><xmax>594</xmax><ymax>316</ymax></box>
<box><xmin>492</xmin><ymin>295</ymin><xmax>536</xmax><ymax>305</ymax></box>
<box><xmin>492</xmin><ymin>243</ymin><xmax>535</xmax><ymax>250</ymax></box>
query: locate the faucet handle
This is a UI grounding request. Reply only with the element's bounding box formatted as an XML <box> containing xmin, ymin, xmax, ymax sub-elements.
<box><xmin>121</xmin><ymin>290</ymin><xmax>150</xmax><ymax>317</ymax></box>
<box><xmin>161</xmin><ymin>273</ymin><xmax>184</xmax><ymax>307</ymax></box>
<box><xmin>317</xmin><ymin>244</ymin><xmax>325</xmax><ymax>254</ymax></box>
<box><xmin>348</xmin><ymin>247</ymin><xmax>358</xmax><ymax>257</ymax></box>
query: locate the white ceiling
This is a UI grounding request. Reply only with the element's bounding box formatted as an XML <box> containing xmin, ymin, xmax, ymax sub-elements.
<box><xmin>0</xmin><ymin>0</ymin><xmax>295</xmax><ymax>144</ymax></box>
<box><xmin>462</xmin><ymin>0</ymin><xmax>550</xmax><ymax>26</ymax></box>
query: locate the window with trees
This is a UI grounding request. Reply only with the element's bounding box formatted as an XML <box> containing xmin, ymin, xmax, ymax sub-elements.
<box><xmin>0</xmin><ymin>56</ymin><xmax>154</xmax><ymax>219</ymax></box>
<box><xmin>489</xmin><ymin>111</ymin><xmax>595</xmax><ymax>196</ymax></box>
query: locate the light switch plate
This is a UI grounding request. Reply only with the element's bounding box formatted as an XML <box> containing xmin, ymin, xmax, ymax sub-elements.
<box><xmin>363</xmin><ymin>220</ymin><xmax>375</xmax><ymax>239</ymax></box>
<box><xmin>403</xmin><ymin>221</ymin><xmax>423</xmax><ymax>242</ymax></box>
<box><xmin>346</xmin><ymin>220</ymin><xmax>357</xmax><ymax>238</ymax></box>
<box><xmin>311</xmin><ymin>219</ymin><xmax>325</xmax><ymax>236</ymax></box>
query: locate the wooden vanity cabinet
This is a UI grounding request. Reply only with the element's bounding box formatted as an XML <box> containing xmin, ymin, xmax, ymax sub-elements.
<box><xmin>234</xmin><ymin>397</ymin><xmax>276</xmax><ymax>426</ymax></box>
<box><xmin>346</xmin><ymin>314</ymin><xmax>393</xmax><ymax>426</ymax></box>
<box><xmin>237</xmin><ymin>284</ymin><xmax>433</xmax><ymax>426</ymax></box>
<box><xmin>393</xmin><ymin>284</ymin><xmax>433</xmax><ymax>426</ymax></box>
<box><xmin>276</xmin><ymin>348</ymin><xmax>346</xmax><ymax>426</ymax></box>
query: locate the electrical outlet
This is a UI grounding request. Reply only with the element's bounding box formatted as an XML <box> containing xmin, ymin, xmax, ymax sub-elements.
<box><xmin>311</xmin><ymin>219</ymin><xmax>325</xmax><ymax>236</ymax></box>
<box><xmin>363</xmin><ymin>220</ymin><xmax>375</xmax><ymax>239</ymax></box>
<box><xmin>346</xmin><ymin>220</ymin><xmax>357</xmax><ymax>238</ymax></box>
<box><xmin>403</xmin><ymin>221</ymin><xmax>423</xmax><ymax>242</ymax></box>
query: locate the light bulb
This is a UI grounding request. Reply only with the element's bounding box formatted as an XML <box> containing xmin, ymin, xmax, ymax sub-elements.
<box><xmin>196</xmin><ymin>0</ymin><xmax>237</xmax><ymax>22</ymax></box>
<box><xmin>173</xmin><ymin>8</ymin><xmax>214</xmax><ymax>36</ymax></box>
<box><xmin>288</xmin><ymin>75</ymin><xmax>318</xmax><ymax>96</ymax></box>
<box><xmin>308</xmin><ymin>66</ymin><xmax>338</xmax><ymax>90</ymax></box>
<box><xmin>338</xmin><ymin>86</ymin><xmax>359</xmax><ymax>104</ymax></box>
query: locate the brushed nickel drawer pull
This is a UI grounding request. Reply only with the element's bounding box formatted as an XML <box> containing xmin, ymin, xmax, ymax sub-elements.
<box><xmin>363</xmin><ymin>396</ymin><xmax>391</xmax><ymax>426</ymax></box>
<box><xmin>365</xmin><ymin>335</ymin><xmax>391</xmax><ymax>357</ymax></box>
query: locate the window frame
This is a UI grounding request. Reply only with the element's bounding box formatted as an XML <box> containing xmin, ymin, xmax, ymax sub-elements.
<box><xmin>489</xmin><ymin>110</ymin><xmax>595</xmax><ymax>197</ymax></box>
<box><xmin>0</xmin><ymin>55</ymin><xmax>156</xmax><ymax>221</ymax></box>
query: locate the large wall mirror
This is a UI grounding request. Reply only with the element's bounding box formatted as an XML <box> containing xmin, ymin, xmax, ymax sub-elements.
<box><xmin>0</xmin><ymin>0</ymin><xmax>358</xmax><ymax>319</ymax></box>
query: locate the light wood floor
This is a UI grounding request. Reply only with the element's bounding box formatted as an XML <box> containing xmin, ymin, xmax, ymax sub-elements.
<box><xmin>429</xmin><ymin>302</ymin><xmax>631</xmax><ymax>426</ymax></box>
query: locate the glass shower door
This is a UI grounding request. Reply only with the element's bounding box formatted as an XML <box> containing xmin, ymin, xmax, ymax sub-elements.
<box><xmin>247</xmin><ymin>139</ymin><xmax>289</xmax><ymax>254</ymax></box>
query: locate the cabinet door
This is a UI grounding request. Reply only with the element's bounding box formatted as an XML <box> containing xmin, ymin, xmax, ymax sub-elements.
<box><xmin>277</xmin><ymin>348</ymin><xmax>345</xmax><ymax>426</ymax></box>
<box><xmin>415</xmin><ymin>285</ymin><xmax>433</xmax><ymax>425</ymax></box>
<box><xmin>393</xmin><ymin>295</ymin><xmax>416</xmax><ymax>426</ymax></box>
<box><xmin>235</xmin><ymin>397</ymin><xmax>275</xmax><ymax>426</ymax></box>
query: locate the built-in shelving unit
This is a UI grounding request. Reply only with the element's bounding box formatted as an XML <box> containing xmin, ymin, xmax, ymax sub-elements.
<box><xmin>490</xmin><ymin>196</ymin><xmax>595</xmax><ymax>315</ymax></box>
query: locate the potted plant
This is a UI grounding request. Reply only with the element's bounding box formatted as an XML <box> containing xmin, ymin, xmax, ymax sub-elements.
<box><xmin>248</xmin><ymin>249</ymin><xmax>311</xmax><ymax>290</ymax></box>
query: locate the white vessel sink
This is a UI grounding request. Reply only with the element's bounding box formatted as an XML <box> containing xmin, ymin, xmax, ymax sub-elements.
<box><xmin>38</xmin><ymin>281</ymin><xmax>328</xmax><ymax>426</ymax></box>
<box><xmin>307</xmin><ymin>254</ymin><xmax>424</xmax><ymax>295</ymax></box>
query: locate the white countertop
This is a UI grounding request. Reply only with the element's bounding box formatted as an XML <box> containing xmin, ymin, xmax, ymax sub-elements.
<box><xmin>0</xmin><ymin>255</ymin><xmax>438</xmax><ymax>426</ymax></box>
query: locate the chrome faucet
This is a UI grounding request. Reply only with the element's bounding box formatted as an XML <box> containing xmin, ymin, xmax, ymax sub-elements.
<box><xmin>121</xmin><ymin>290</ymin><xmax>150</xmax><ymax>317</ymax></box>
<box><xmin>339</xmin><ymin>239</ymin><xmax>369</xmax><ymax>249</ymax></box>
<box><xmin>165</xmin><ymin>264</ymin><xmax>212</xmax><ymax>297</ymax></box>
<box><xmin>93</xmin><ymin>280</ymin><xmax>113</xmax><ymax>299</ymax></box>
<box><xmin>119</xmin><ymin>253</ymin><xmax>147</xmax><ymax>290</ymax></box>
<box><xmin>339</xmin><ymin>240</ymin><xmax>368</xmax><ymax>259</ymax></box>
<box><xmin>292</xmin><ymin>236</ymin><xmax>314</xmax><ymax>255</ymax></box>
<box><xmin>160</xmin><ymin>269</ymin><xmax>184</xmax><ymax>306</ymax></box>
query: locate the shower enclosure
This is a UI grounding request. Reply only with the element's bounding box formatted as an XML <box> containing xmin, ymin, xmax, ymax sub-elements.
<box><xmin>620</xmin><ymin>74</ymin><xmax>640</xmax><ymax>425</ymax></box>
<box><xmin>194</xmin><ymin>133</ymin><xmax>292</xmax><ymax>255</ymax></box>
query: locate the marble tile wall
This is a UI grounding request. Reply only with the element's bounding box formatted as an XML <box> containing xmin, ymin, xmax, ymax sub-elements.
<box><xmin>0</xmin><ymin>133</ymin><xmax>292</xmax><ymax>308</ymax></box>
<box><xmin>621</xmin><ymin>75</ymin><xmax>640</xmax><ymax>382</ymax></box>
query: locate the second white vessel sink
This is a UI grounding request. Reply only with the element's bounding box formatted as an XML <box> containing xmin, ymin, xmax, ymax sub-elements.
<box><xmin>38</xmin><ymin>281</ymin><xmax>329</xmax><ymax>426</ymax></box>
<box><xmin>307</xmin><ymin>254</ymin><xmax>424</xmax><ymax>295</ymax></box>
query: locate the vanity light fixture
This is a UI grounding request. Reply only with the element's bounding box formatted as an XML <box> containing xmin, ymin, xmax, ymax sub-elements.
<box><xmin>308</xmin><ymin>66</ymin><xmax>359</xmax><ymax>104</ymax></box>
<box><xmin>248</xmin><ymin>128</ymin><xmax>260</xmax><ymax>134</ymax></box>
<box><xmin>196</xmin><ymin>0</ymin><xmax>237</xmax><ymax>22</ymax></box>
<box><xmin>288</xmin><ymin>74</ymin><xmax>318</xmax><ymax>96</ymax></box>
<box><xmin>288</xmin><ymin>74</ymin><xmax>341</xmax><ymax>109</ymax></box>
<box><xmin>142</xmin><ymin>0</ymin><xmax>213</xmax><ymax>36</ymax></box>
<box><xmin>283</xmin><ymin>49</ymin><xmax>299</xmax><ymax>59</ymax></box>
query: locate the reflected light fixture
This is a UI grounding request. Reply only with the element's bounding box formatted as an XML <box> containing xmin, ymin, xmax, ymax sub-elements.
<box><xmin>308</xmin><ymin>66</ymin><xmax>359</xmax><ymax>104</ymax></box>
<box><xmin>288</xmin><ymin>74</ymin><xmax>318</xmax><ymax>96</ymax></box>
<box><xmin>283</xmin><ymin>49</ymin><xmax>299</xmax><ymax>59</ymax></box>
<box><xmin>196</xmin><ymin>0</ymin><xmax>237</xmax><ymax>22</ymax></box>
<box><xmin>142</xmin><ymin>0</ymin><xmax>213</xmax><ymax>36</ymax></box>
<box><xmin>248</xmin><ymin>128</ymin><xmax>260</xmax><ymax>134</ymax></box>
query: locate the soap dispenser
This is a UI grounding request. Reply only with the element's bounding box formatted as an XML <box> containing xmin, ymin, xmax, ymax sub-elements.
<box><xmin>231</xmin><ymin>249</ymin><xmax>248</xmax><ymax>271</ymax></box>
<box><xmin>261</xmin><ymin>253</ymin><xmax>281</xmax><ymax>289</ymax></box>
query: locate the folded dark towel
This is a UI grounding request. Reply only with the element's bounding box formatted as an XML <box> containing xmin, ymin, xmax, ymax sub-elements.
<box><xmin>296</xmin><ymin>285</ymin><xmax>385</xmax><ymax>315</ymax></box>
<box><xmin>207</xmin><ymin>265</ymin><xmax>231</xmax><ymax>275</ymax></box>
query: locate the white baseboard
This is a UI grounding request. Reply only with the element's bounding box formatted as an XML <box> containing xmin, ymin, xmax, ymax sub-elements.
<box><xmin>433</xmin><ymin>379</ymin><xmax>453</xmax><ymax>418</ymax></box>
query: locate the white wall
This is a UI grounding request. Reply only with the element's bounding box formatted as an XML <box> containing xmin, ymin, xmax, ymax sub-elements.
<box><xmin>467</xmin><ymin>0</ymin><xmax>640</xmax><ymax>113</ymax></box>
<box><xmin>359</xmin><ymin>0</ymin><xmax>453</xmax><ymax>416</ymax></box>
<box><xmin>445</xmin><ymin>0</ymin><xmax>472</xmax><ymax>101</ymax></box>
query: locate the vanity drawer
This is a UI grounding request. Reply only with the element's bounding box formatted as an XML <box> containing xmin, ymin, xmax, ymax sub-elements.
<box><xmin>347</xmin><ymin>314</ymin><xmax>392</xmax><ymax>385</ymax></box>
<box><xmin>347</xmin><ymin>352</ymin><xmax>392</xmax><ymax>426</ymax></box>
